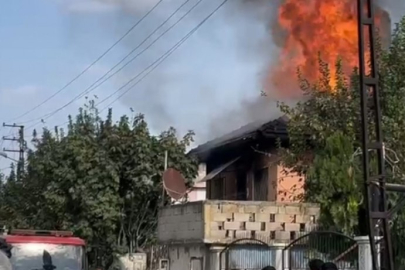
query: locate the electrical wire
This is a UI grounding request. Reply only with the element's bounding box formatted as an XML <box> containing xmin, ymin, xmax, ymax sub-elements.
<box><xmin>5</xmin><ymin>0</ymin><xmax>164</xmax><ymax>123</ymax></box>
<box><xmin>18</xmin><ymin>0</ymin><xmax>229</xmax><ymax>194</ymax></box>
<box><xmin>98</xmin><ymin>29</ymin><xmax>193</xmax><ymax>112</ymax></box>
<box><xmin>19</xmin><ymin>0</ymin><xmax>199</xmax><ymax>129</ymax></box>
<box><xmin>24</xmin><ymin>0</ymin><xmax>223</xmax><ymax>134</ymax></box>
<box><xmin>0</xmin><ymin>128</ymin><xmax>13</xmax><ymax>151</ymax></box>
<box><xmin>98</xmin><ymin>0</ymin><xmax>228</xmax><ymax>111</ymax></box>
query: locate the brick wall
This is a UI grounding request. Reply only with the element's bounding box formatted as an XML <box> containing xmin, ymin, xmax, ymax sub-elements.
<box><xmin>276</xmin><ymin>166</ymin><xmax>304</xmax><ymax>202</ymax></box>
<box><xmin>158</xmin><ymin>200</ymin><xmax>319</xmax><ymax>244</ymax></box>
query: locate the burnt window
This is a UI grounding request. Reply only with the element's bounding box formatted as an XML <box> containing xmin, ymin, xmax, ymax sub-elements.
<box><xmin>209</xmin><ymin>177</ymin><xmax>224</xmax><ymax>200</ymax></box>
<box><xmin>253</xmin><ymin>167</ymin><xmax>268</xmax><ymax>201</ymax></box>
<box><xmin>236</xmin><ymin>171</ymin><xmax>247</xmax><ymax>200</ymax></box>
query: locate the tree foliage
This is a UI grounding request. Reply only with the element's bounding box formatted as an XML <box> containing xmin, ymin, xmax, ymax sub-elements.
<box><xmin>279</xmin><ymin>16</ymin><xmax>405</xmax><ymax>264</ymax></box>
<box><xmin>305</xmin><ymin>132</ymin><xmax>361</xmax><ymax>235</ymax></box>
<box><xmin>0</xmin><ymin>100</ymin><xmax>198</xmax><ymax>268</ymax></box>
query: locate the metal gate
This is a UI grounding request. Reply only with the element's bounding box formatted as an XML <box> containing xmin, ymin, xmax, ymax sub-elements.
<box><xmin>219</xmin><ymin>238</ymin><xmax>275</xmax><ymax>270</ymax></box>
<box><xmin>282</xmin><ymin>231</ymin><xmax>359</xmax><ymax>270</ymax></box>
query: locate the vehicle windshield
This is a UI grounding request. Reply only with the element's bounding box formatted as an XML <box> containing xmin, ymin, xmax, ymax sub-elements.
<box><xmin>9</xmin><ymin>243</ymin><xmax>83</xmax><ymax>270</ymax></box>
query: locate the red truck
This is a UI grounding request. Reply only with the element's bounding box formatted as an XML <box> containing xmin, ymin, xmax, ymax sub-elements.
<box><xmin>1</xmin><ymin>229</ymin><xmax>86</xmax><ymax>270</ymax></box>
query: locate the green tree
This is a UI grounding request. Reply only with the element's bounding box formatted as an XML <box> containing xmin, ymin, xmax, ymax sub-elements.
<box><xmin>279</xmin><ymin>16</ymin><xmax>405</xmax><ymax>265</ymax></box>
<box><xmin>0</xmin><ymin>100</ymin><xmax>198</xmax><ymax>268</ymax></box>
<box><xmin>305</xmin><ymin>132</ymin><xmax>361</xmax><ymax>235</ymax></box>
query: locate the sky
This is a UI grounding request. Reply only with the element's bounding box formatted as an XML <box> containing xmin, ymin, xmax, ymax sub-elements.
<box><xmin>0</xmin><ymin>0</ymin><xmax>404</xmax><ymax>173</ymax></box>
<box><xmin>0</xmin><ymin>0</ymin><xmax>280</xmax><ymax>172</ymax></box>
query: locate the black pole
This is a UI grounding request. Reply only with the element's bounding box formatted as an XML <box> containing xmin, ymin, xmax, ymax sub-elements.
<box><xmin>357</xmin><ymin>0</ymin><xmax>394</xmax><ymax>269</ymax></box>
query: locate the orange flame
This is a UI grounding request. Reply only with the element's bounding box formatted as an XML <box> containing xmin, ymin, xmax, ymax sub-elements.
<box><xmin>266</xmin><ymin>0</ymin><xmax>391</xmax><ymax>97</ymax></box>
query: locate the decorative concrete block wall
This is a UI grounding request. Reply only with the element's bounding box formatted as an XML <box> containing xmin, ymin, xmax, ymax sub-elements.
<box><xmin>158</xmin><ymin>200</ymin><xmax>320</xmax><ymax>244</ymax></box>
<box><xmin>204</xmin><ymin>200</ymin><xmax>319</xmax><ymax>244</ymax></box>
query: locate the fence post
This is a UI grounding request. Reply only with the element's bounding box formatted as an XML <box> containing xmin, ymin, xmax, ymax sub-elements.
<box><xmin>355</xmin><ymin>236</ymin><xmax>380</xmax><ymax>270</ymax></box>
<box><xmin>209</xmin><ymin>246</ymin><xmax>223</xmax><ymax>270</ymax></box>
<box><xmin>272</xmin><ymin>243</ymin><xmax>287</xmax><ymax>270</ymax></box>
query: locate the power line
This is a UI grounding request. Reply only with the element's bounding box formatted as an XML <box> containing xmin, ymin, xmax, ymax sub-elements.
<box><xmin>98</xmin><ymin>31</ymin><xmax>197</xmax><ymax>111</ymax></box>
<box><xmin>99</xmin><ymin>0</ymin><xmax>229</xmax><ymax>111</ymax></box>
<box><xmin>19</xmin><ymin>0</ymin><xmax>198</xmax><ymax>129</ymax></box>
<box><xmin>2</xmin><ymin>0</ymin><xmax>228</xmax><ymax>216</ymax></box>
<box><xmin>0</xmin><ymin>128</ymin><xmax>13</xmax><ymax>151</ymax></box>
<box><xmin>24</xmin><ymin>0</ymin><xmax>228</xmax><ymax>136</ymax></box>
<box><xmin>17</xmin><ymin>0</ymin><xmax>229</xmax><ymax>210</ymax></box>
<box><xmin>6</xmin><ymin>0</ymin><xmax>164</xmax><ymax>123</ymax></box>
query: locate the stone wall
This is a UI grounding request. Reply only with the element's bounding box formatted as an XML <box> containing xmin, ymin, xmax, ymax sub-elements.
<box><xmin>158</xmin><ymin>200</ymin><xmax>319</xmax><ymax>244</ymax></box>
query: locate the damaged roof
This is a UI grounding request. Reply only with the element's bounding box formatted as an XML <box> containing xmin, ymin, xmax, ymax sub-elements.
<box><xmin>189</xmin><ymin>116</ymin><xmax>289</xmax><ymax>159</ymax></box>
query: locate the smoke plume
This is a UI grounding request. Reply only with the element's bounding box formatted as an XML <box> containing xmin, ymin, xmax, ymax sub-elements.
<box><xmin>76</xmin><ymin>0</ymin><xmax>282</xmax><ymax>141</ymax></box>
<box><xmin>62</xmin><ymin>0</ymin><xmax>404</xmax><ymax>143</ymax></box>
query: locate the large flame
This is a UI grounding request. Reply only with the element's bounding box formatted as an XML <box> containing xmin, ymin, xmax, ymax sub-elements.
<box><xmin>266</xmin><ymin>0</ymin><xmax>391</xmax><ymax>97</ymax></box>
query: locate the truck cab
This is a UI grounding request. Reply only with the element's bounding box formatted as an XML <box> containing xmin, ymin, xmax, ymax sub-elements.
<box><xmin>1</xmin><ymin>229</ymin><xmax>86</xmax><ymax>270</ymax></box>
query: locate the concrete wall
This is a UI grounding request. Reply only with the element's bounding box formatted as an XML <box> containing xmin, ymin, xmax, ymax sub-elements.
<box><xmin>116</xmin><ymin>253</ymin><xmax>147</xmax><ymax>270</ymax></box>
<box><xmin>167</xmin><ymin>244</ymin><xmax>207</xmax><ymax>270</ymax></box>
<box><xmin>158</xmin><ymin>200</ymin><xmax>319</xmax><ymax>245</ymax></box>
<box><xmin>158</xmin><ymin>201</ymin><xmax>204</xmax><ymax>243</ymax></box>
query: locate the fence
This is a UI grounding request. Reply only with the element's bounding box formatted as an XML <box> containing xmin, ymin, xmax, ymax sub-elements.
<box><xmin>145</xmin><ymin>245</ymin><xmax>168</xmax><ymax>270</ymax></box>
<box><xmin>218</xmin><ymin>232</ymin><xmax>359</xmax><ymax>270</ymax></box>
<box><xmin>283</xmin><ymin>231</ymin><xmax>358</xmax><ymax>270</ymax></box>
<box><xmin>219</xmin><ymin>238</ymin><xmax>276</xmax><ymax>270</ymax></box>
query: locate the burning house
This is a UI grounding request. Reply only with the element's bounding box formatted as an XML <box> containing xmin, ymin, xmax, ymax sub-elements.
<box><xmin>187</xmin><ymin>116</ymin><xmax>303</xmax><ymax>202</ymax></box>
<box><xmin>155</xmin><ymin>0</ymin><xmax>395</xmax><ymax>268</ymax></box>
<box><xmin>156</xmin><ymin>116</ymin><xmax>321</xmax><ymax>270</ymax></box>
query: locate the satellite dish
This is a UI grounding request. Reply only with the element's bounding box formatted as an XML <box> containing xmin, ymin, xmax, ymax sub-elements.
<box><xmin>163</xmin><ymin>168</ymin><xmax>187</xmax><ymax>200</ymax></box>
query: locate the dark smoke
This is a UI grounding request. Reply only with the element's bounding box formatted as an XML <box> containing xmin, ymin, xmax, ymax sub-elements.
<box><xmin>61</xmin><ymin>0</ymin><xmax>404</xmax><ymax>144</ymax></box>
<box><xmin>71</xmin><ymin>0</ymin><xmax>283</xmax><ymax>142</ymax></box>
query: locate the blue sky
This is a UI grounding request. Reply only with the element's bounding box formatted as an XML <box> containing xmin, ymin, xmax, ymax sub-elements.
<box><xmin>0</xmin><ymin>0</ymin><xmax>279</xmax><ymax>171</ymax></box>
<box><xmin>0</xmin><ymin>0</ymin><xmax>404</xmax><ymax>172</ymax></box>
<box><xmin>0</xmin><ymin>0</ymin><xmax>129</xmax><ymax>168</ymax></box>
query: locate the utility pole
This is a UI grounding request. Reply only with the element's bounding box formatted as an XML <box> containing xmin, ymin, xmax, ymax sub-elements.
<box><xmin>2</xmin><ymin>123</ymin><xmax>25</xmax><ymax>179</ymax></box>
<box><xmin>356</xmin><ymin>0</ymin><xmax>399</xmax><ymax>269</ymax></box>
<box><xmin>161</xmin><ymin>151</ymin><xmax>168</xmax><ymax>207</ymax></box>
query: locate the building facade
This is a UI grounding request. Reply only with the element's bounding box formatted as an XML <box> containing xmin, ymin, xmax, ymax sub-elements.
<box><xmin>189</xmin><ymin>116</ymin><xmax>303</xmax><ymax>203</ymax></box>
<box><xmin>157</xmin><ymin>117</ymin><xmax>323</xmax><ymax>270</ymax></box>
<box><xmin>156</xmin><ymin>116</ymin><xmax>376</xmax><ymax>270</ymax></box>
<box><xmin>157</xmin><ymin>200</ymin><xmax>320</xmax><ymax>270</ymax></box>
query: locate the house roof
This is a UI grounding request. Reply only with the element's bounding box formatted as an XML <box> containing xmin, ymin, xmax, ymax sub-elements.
<box><xmin>189</xmin><ymin>116</ymin><xmax>289</xmax><ymax>159</ymax></box>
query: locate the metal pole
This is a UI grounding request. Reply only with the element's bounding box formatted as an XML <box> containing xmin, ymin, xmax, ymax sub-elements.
<box><xmin>161</xmin><ymin>151</ymin><xmax>168</xmax><ymax>207</ymax></box>
<box><xmin>357</xmin><ymin>0</ymin><xmax>394</xmax><ymax>269</ymax></box>
<box><xmin>0</xmin><ymin>152</ymin><xmax>19</xmax><ymax>163</ymax></box>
